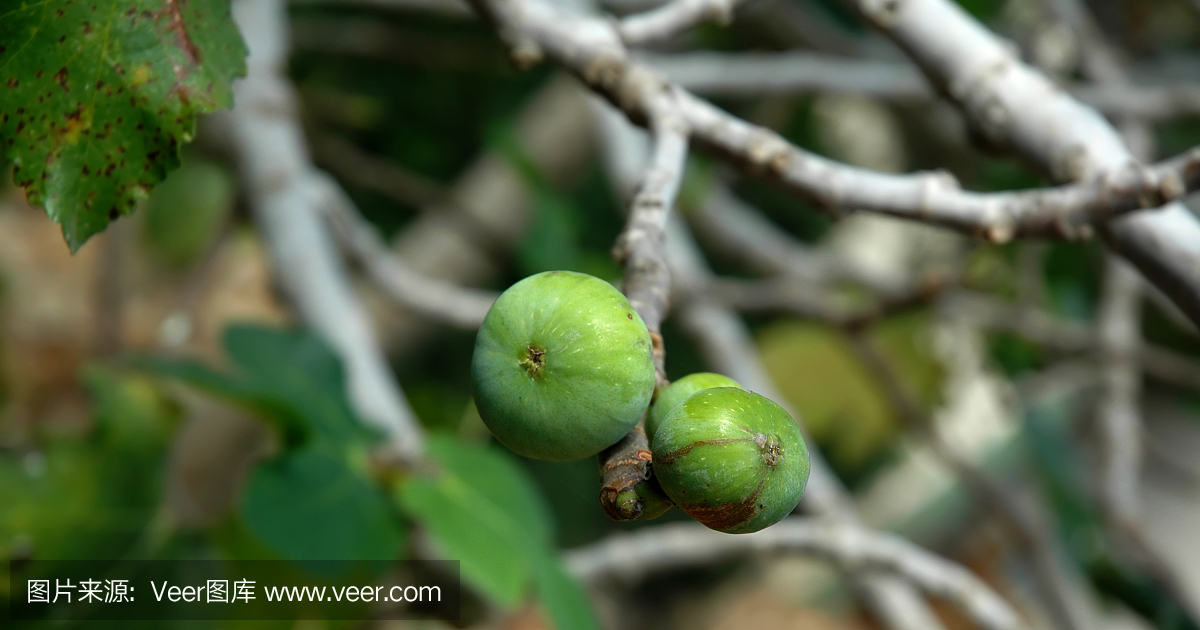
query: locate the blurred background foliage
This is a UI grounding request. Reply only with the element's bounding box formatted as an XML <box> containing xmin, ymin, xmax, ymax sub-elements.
<box><xmin>2</xmin><ymin>0</ymin><xmax>1200</xmax><ymax>628</ymax></box>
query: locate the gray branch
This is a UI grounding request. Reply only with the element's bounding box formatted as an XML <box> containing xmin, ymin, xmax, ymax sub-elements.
<box><xmin>230</xmin><ymin>0</ymin><xmax>424</xmax><ymax>458</ymax></box>
<box><xmin>618</xmin><ymin>0</ymin><xmax>746</xmax><ymax>46</ymax></box>
<box><xmin>642</xmin><ymin>51</ymin><xmax>1200</xmax><ymax>122</ymax></box>
<box><xmin>854</xmin><ymin>0</ymin><xmax>1200</xmax><ymax>328</ymax></box>
<box><xmin>567</xmin><ymin>518</ymin><xmax>1028</xmax><ymax>630</ymax></box>
<box><xmin>320</xmin><ymin>181</ymin><xmax>499</xmax><ymax>330</ymax></box>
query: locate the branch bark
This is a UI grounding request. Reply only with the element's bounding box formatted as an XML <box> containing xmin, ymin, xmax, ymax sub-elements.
<box><xmin>851</xmin><ymin>0</ymin><xmax>1200</xmax><ymax>328</ymax></box>
<box><xmin>618</xmin><ymin>0</ymin><xmax>746</xmax><ymax>46</ymax></box>
<box><xmin>230</xmin><ymin>0</ymin><xmax>424</xmax><ymax>459</ymax></box>
<box><xmin>598</xmin><ymin>93</ymin><xmax>690</xmax><ymax>520</ymax></box>
<box><xmin>567</xmin><ymin>518</ymin><xmax>1029</xmax><ymax>630</ymax></box>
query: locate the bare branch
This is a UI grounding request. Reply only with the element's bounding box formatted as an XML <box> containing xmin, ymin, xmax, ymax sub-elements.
<box><xmin>853</xmin><ymin>0</ymin><xmax>1200</xmax><ymax>329</ymax></box>
<box><xmin>1095</xmin><ymin>257</ymin><xmax>1143</xmax><ymax>530</ymax></box>
<box><xmin>230</xmin><ymin>0</ymin><xmax>424</xmax><ymax>458</ymax></box>
<box><xmin>309</xmin><ymin>133</ymin><xmax>446</xmax><ymax>209</ymax></box>
<box><xmin>642</xmin><ymin>51</ymin><xmax>1200</xmax><ymax>122</ymax></box>
<box><xmin>599</xmin><ymin>95</ymin><xmax>691</xmax><ymax>520</ymax></box>
<box><xmin>466</xmin><ymin>0</ymin><xmax>1200</xmax><ymax>258</ymax></box>
<box><xmin>940</xmin><ymin>290</ymin><xmax>1200</xmax><ymax>392</ymax></box>
<box><xmin>618</xmin><ymin>0</ymin><xmax>746</xmax><ymax>47</ymax></box>
<box><xmin>320</xmin><ymin>183</ymin><xmax>498</xmax><ymax>330</ymax></box>
<box><xmin>289</xmin><ymin>0</ymin><xmax>473</xmax><ymax>17</ymax></box>
<box><xmin>567</xmin><ymin>518</ymin><xmax>1029</xmax><ymax>630</ymax></box>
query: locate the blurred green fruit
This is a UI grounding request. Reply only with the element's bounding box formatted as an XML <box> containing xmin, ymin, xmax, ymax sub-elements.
<box><xmin>143</xmin><ymin>159</ymin><xmax>234</xmax><ymax>266</ymax></box>
<box><xmin>471</xmin><ymin>271</ymin><xmax>656</xmax><ymax>461</ymax></box>
<box><xmin>646</xmin><ymin>372</ymin><xmax>741</xmax><ymax>443</ymax></box>
<box><xmin>652</xmin><ymin>388</ymin><xmax>810</xmax><ymax>534</ymax></box>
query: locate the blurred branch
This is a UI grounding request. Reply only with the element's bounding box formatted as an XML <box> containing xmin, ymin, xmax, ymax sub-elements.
<box><xmin>377</xmin><ymin>76</ymin><xmax>594</xmax><ymax>356</ymax></box>
<box><xmin>642</xmin><ymin>51</ymin><xmax>1200</xmax><ymax>122</ymax></box>
<box><xmin>291</xmin><ymin>17</ymin><xmax>509</xmax><ymax>71</ymax></box>
<box><xmin>598</xmin><ymin>93</ymin><xmax>690</xmax><ymax>521</ymax></box>
<box><xmin>940</xmin><ymin>291</ymin><xmax>1200</xmax><ymax>392</ymax></box>
<box><xmin>1095</xmin><ymin>257</ymin><xmax>1143</xmax><ymax>533</ymax></box>
<box><xmin>567</xmin><ymin>518</ymin><xmax>1029</xmax><ymax>630</ymax></box>
<box><xmin>708</xmin><ymin>272</ymin><xmax>950</xmax><ymax>330</ymax></box>
<box><xmin>288</xmin><ymin>0</ymin><xmax>473</xmax><ymax>17</ymax></box>
<box><xmin>846</xmin><ymin>330</ymin><xmax>1098</xmax><ymax>630</ymax></box>
<box><xmin>321</xmin><ymin>183</ymin><xmax>498</xmax><ymax>330</ymax></box>
<box><xmin>618</xmin><ymin>0</ymin><xmax>747</xmax><ymax>47</ymax></box>
<box><xmin>310</xmin><ymin>133</ymin><xmax>446</xmax><ymax>209</ymax></box>
<box><xmin>852</xmin><ymin>0</ymin><xmax>1200</xmax><ymax>331</ymax></box>
<box><xmin>229</xmin><ymin>0</ymin><xmax>424</xmax><ymax>458</ymax></box>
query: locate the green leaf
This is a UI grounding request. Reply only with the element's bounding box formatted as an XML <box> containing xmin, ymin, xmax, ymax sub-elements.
<box><xmin>242</xmin><ymin>447</ymin><xmax>405</xmax><ymax>568</ymax></box>
<box><xmin>134</xmin><ymin>324</ymin><xmax>370</xmax><ymax>447</ymax></box>
<box><xmin>0</xmin><ymin>0</ymin><xmax>248</xmax><ymax>251</ymax></box>
<box><xmin>397</xmin><ymin>434</ymin><xmax>553</xmax><ymax>607</ymax></box>
<box><xmin>531</xmin><ymin>552</ymin><xmax>603</xmax><ymax>630</ymax></box>
<box><xmin>223</xmin><ymin>325</ymin><xmax>368</xmax><ymax>445</ymax></box>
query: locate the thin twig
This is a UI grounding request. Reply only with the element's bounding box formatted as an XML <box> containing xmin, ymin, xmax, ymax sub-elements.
<box><xmin>320</xmin><ymin>181</ymin><xmax>498</xmax><ymax>330</ymax></box>
<box><xmin>642</xmin><ymin>51</ymin><xmax>1200</xmax><ymax>122</ymax></box>
<box><xmin>309</xmin><ymin>132</ymin><xmax>447</xmax><ymax>209</ymax></box>
<box><xmin>618</xmin><ymin>0</ymin><xmax>747</xmax><ymax>46</ymax></box>
<box><xmin>1095</xmin><ymin>257</ymin><xmax>1143</xmax><ymax>532</ymax></box>
<box><xmin>598</xmin><ymin>95</ymin><xmax>691</xmax><ymax>520</ymax></box>
<box><xmin>567</xmin><ymin>518</ymin><xmax>1029</xmax><ymax>630</ymax></box>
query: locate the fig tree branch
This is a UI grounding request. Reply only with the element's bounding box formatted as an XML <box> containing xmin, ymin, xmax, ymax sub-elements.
<box><xmin>852</xmin><ymin>0</ymin><xmax>1200</xmax><ymax>329</ymax></box>
<box><xmin>567</xmin><ymin>518</ymin><xmax>1030</xmax><ymax>630</ymax></box>
<box><xmin>641</xmin><ymin>51</ymin><xmax>1200</xmax><ymax>122</ymax></box>
<box><xmin>229</xmin><ymin>0</ymin><xmax>424</xmax><ymax>459</ymax></box>
<box><xmin>598</xmin><ymin>91</ymin><xmax>690</xmax><ymax>521</ymax></box>
<box><xmin>618</xmin><ymin>0</ymin><xmax>747</xmax><ymax>47</ymax></box>
<box><xmin>320</xmin><ymin>183</ymin><xmax>499</xmax><ymax>330</ymax></box>
<box><xmin>466</xmin><ymin>0</ymin><xmax>1200</xmax><ymax>313</ymax></box>
<box><xmin>597</xmin><ymin>104</ymin><xmax>952</xmax><ymax>630</ymax></box>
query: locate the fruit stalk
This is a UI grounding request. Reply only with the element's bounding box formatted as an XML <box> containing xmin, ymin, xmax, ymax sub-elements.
<box><xmin>598</xmin><ymin>103</ymin><xmax>689</xmax><ymax>520</ymax></box>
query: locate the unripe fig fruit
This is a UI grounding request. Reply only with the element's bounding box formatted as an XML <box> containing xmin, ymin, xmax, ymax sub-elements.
<box><xmin>652</xmin><ymin>388</ymin><xmax>810</xmax><ymax>534</ymax></box>
<box><xmin>471</xmin><ymin>271</ymin><xmax>656</xmax><ymax>461</ymax></box>
<box><xmin>646</xmin><ymin>372</ymin><xmax>741</xmax><ymax>443</ymax></box>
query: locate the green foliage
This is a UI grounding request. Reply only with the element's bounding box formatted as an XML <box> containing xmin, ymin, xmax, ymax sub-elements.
<box><xmin>0</xmin><ymin>0</ymin><xmax>247</xmax><ymax>251</ymax></box>
<box><xmin>242</xmin><ymin>447</ymin><xmax>405</xmax><ymax>568</ymax></box>
<box><xmin>140</xmin><ymin>325</ymin><xmax>406</xmax><ymax>569</ymax></box>
<box><xmin>399</xmin><ymin>434</ymin><xmax>601</xmax><ymax>630</ymax></box>
<box><xmin>137</xmin><ymin>325</ymin><xmax>377</xmax><ymax>447</ymax></box>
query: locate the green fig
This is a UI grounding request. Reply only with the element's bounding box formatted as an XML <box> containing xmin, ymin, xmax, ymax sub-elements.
<box><xmin>471</xmin><ymin>271</ymin><xmax>656</xmax><ymax>461</ymax></box>
<box><xmin>646</xmin><ymin>372</ymin><xmax>741</xmax><ymax>443</ymax></box>
<box><xmin>652</xmin><ymin>388</ymin><xmax>810</xmax><ymax>534</ymax></box>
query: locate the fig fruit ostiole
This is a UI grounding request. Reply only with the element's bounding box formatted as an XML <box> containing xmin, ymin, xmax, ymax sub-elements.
<box><xmin>471</xmin><ymin>270</ymin><xmax>656</xmax><ymax>461</ymax></box>
<box><xmin>652</xmin><ymin>387</ymin><xmax>810</xmax><ymax>533</ymax></box>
